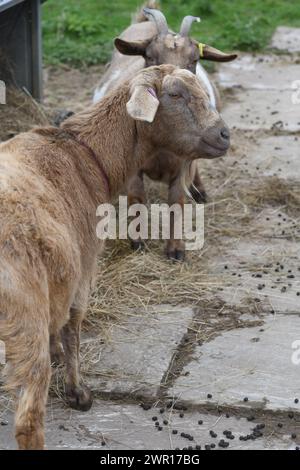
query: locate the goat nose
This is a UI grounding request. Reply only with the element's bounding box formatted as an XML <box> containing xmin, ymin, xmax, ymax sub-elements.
<box><xmin>220</xmin><ymin>127</ymin><xmax>230</xmax><ymax>141</ymax></box>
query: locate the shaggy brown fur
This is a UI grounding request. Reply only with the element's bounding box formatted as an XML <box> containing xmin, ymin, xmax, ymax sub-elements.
<box><xmin>0</xmin><ymin>65</ymin><xmax>230</xmax><ymax>449</ymax></box>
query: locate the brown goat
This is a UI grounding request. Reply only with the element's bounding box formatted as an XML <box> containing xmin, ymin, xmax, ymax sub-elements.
<box><xmin>94</xmin><ymin>7</ymin><xmax>236</xmax><ymax>260</ymax></box>
<box><xmin>0</xmin><ymin>65</ymin><xmax>230</xmax><ymax>449</ymax></box>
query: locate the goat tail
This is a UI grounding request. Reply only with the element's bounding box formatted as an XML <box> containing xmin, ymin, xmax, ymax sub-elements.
<box><xmin>132</xmin><ymin>0</ymin><xmax>161</xmax><ymax>24</ymax></box>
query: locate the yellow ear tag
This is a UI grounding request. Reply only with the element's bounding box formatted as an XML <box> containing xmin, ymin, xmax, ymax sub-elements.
<box><xmin>198</xmin><ymin>42</ymin><xmax>206</xmax><ymax>58</ymax></box>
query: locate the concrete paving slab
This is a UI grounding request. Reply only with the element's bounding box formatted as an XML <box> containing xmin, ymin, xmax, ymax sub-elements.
<box><xmin>84</xmin><ymin>305</ymin><xmax>194</xmax><ymax>397</ymax></box>
<box><xmin>171</xmin><ymin>315</ymin><xmax>300</xmax><ymax>413</ymax></box>
<box><xmin>238</xmin><ymin>135</ymin><xmax>300</xmax><ymax>180</ymax></box>
<box><xmin>270</xmin><ymin>27</ymin><xmax>300</xmax><ymax>53</ymax></box>
<box><xmin>217</xmin><ymin>55</ymin><xmax>300</xmax><ymax>91</ymax></box>
<box><xmin>222</xmin><ymin>89</ymin><xmax>300</xmax><ymax>132</ymax></box>
<box><xmin>1</xmin><ymin>399</ymin><xmax>298</xmax><ymax>450</ymax></box>
<box><xmin>211</xmin><ymin>239</ymin><xmax>300</xmax><ymax>313</ymax></box>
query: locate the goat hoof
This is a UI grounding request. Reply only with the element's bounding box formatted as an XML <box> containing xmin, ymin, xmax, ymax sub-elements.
<box><xmin>167</xmin><ymin>249</ymin><xmax>185</xmax><ymax>262</ymax></box>
<box><xmin>66</xmin><ymin>384</ymin><xmax>93</xmax><ymax>412</ymax></box>
<box><xmin>131</xmin><ymin>239</ymin><xmax>145</xmax><ymax>251</ymax></box>
<box><xmin>197</xmin><ymin>190</ymin><xmax>208</xmax><ymax>204</ymax></box>
<box><xmin>16</xmin><ymin>426</ymin><xmax>45</xmax><ymax>450</ymax></box>
<box><xmin>189</xmin><ymin>185</ymin><xmax>208</xmax><ymax>204</ymax></box>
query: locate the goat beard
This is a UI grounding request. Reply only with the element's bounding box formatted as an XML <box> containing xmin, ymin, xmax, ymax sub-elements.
<box><xmin>180</xmin><ymin>161</ymin><xmax>201</xmax><ymax>204</ymax></box>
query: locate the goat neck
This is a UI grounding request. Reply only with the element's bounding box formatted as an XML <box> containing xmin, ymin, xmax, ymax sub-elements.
<box><xmin>61</xmin><ymin>85</ymin><xmax>153</xmax><ymax>199</ymax></box>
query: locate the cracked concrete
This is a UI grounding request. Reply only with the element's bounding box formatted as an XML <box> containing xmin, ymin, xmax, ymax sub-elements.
<box><xmin>1</xmin><ymin>398</ymin><xmax>299</xmax><ymax>450</ymax></box>
<box><xmin>170</xmin><ymin>315</ymin><xmax>300</xmax><ymax>412</ymax></box>
<box><xmin>84</xmin><ymin>305</ymin><xmax>194</xmax><ymax>398</ymax></box>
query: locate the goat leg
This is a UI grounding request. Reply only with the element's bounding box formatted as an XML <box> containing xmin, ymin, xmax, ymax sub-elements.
<box><xmin>127</xmin><ymin>170</ymin><xmax>147</xmax><ymax>251</ymax></box>
<box><xmin>2</xmin><ymin>281</ymin><xmax>51</xmax><ymax>450</ymax></box>
<box><xmin>50</xmin><ymin>333</ymin><xmax>65</xmax><ymax>366</ymax></box>
<box><xmin>192</xmin><ymin>165</ymin><xmax>207</xmax><ymax>203</ymax></box>
<box><xmin>62</xmin><ymin>307</ymin><xmax>93</xmax><ymax>412</ymax></box>
<box><xmin>166</xmin><ymin>176</ymin><xmax>185</xmax><ymax>261</ymax></box>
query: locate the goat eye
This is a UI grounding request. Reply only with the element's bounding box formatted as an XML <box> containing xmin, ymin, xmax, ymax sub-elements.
<box><xmin>168</xmin><ymin>93</ymin><xmax>180</xmax><ymax>98</ymax></box>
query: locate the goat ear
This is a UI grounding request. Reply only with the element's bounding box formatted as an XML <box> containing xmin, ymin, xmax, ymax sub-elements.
<box><xmin>126</xmin><ymin>86</ymin><xmax>159</xmax><ymax>123</ymax></box>
<box><xmin>198</xmin><ymin>43</ymin><xmax>237</xmax><ymax>62</ymax></box>
<box><xmin>114</xmin><ymin>38</ymin><xmax>151</xmax><ymax>57</ymax></box>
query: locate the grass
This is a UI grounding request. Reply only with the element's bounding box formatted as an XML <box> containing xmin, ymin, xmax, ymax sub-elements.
<box><xmin>42</xmin><ymin>0</ymin><xmax>300</xmax><ymax>67</ymax></box>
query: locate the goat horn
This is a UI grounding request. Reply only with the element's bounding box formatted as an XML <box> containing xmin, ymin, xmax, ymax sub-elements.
<box><xmin>199</xmin><ymin>44</ymin><xmax>238</xmax><ymax>62</ymax></box>
<box><xmin>180</xmin><ymin>16</ymin><xmax>201</xmax><ymax>37</ymax></box>
<box><xmin>143</xmin><ymin>8</ymin><xmax>169</xmax><ymax>35</ymax></box>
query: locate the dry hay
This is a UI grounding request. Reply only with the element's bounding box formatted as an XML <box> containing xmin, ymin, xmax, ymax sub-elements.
<box><xmin>0</xmin><ymin>49</ymin><xmax>49</xmax><ymax>142</ymax></box>
<box><xmin>0</xmin><ymin>87</ymin><xmax>49</xmax><ymax>142</ymax></box>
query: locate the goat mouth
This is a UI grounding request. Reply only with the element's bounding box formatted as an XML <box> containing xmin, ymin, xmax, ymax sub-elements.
<box><xmin>200</xmin><ymin>139</ymin><xmax>229</xmax><ymax>158</ymax></box>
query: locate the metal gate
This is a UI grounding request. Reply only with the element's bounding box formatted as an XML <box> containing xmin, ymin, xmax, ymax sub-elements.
<box><xmin>0</xmin><ymin>0</ymin><xmax>44</xmax><ymax>100</ymax></box>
